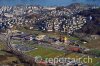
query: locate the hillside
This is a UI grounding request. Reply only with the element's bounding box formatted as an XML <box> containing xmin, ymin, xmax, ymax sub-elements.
<box><xmin>76</xmin><ymin>8</ymin><xmax>100</xmax><ymax>35</ymax></box>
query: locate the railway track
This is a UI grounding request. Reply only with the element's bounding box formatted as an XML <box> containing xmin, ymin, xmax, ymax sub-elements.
<box><xmin>0</xmin><ymin>32</ymin><xmax>36</xmax><ymax>66</ymax></box>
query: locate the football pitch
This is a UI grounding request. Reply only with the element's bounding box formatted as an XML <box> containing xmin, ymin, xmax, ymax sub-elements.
<box><xmin>26</xmin><ymin>46</ymin><xmax>65</xmax><ymax>58</ymax></box>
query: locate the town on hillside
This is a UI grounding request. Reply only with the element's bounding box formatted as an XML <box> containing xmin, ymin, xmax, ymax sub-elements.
<box><xmin>0</xmin><ymin>3</ymin><xmax>100</xmax><ymax>66</ymax></box>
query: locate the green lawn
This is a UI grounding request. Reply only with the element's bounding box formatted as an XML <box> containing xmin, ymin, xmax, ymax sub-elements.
<box><xmin>94</xmin><ymin>62</ymin><xmax>100</xmax><ymax>66</ymax></box>
<box><xmin>0</xmin><ymin>42</ymin><xmax>4</xmax><ymax>50</ymax></box>
<box><xmin>0</xmin><ymin>51</ymin><xmax>6</xmax><ymax>55</ymax></box>
<box><xmin>12</xmin><ymin>40</ymin><xmax>22</xmax><ymax>44</ymax></box>
<box><xmin>84</xmin><ymin>38</ymin><xmax>100</xmax><ymax>49</ymax></box>
<box><xmin>26</xmin><ymin>46</ymin><xmax>64</xmax><ymax>58</ymax></box>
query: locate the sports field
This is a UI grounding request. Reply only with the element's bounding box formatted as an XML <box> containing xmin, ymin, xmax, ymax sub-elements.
<box><xmin>26</xmin><ymin>46</ymin><xmax>65</xmax><ymax>58</ymax></box>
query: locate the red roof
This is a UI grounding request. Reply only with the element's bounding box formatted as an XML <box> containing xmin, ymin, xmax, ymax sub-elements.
<box><xmin>68</xmin><ymin>47</ymin><xmax>80</xmax><ymax>52</ymax></box>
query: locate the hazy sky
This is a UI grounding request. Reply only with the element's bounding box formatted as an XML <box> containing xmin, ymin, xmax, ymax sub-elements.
<box><xmin>0</xmin><ymin>0</ymin><xmax>99</xmax><ymax>6</ymax></box>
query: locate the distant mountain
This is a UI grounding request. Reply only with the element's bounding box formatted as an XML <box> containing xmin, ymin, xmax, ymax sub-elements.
<box><xmin>76</xmin><ymin>8</ymin><xmax>100</xmax><ymax>35</ymax></box>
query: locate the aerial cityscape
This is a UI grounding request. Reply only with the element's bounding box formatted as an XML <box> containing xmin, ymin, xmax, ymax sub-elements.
<box><xmin>0</xmin><ymin>0</ymin><xmax>100</xmax><ymax>66</ymax></box>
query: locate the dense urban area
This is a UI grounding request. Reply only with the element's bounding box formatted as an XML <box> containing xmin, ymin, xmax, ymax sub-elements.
<box><xmin>0</xmin><ymin>3</ymin><xmax>100</xmax><ymax>66</ymax></box>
